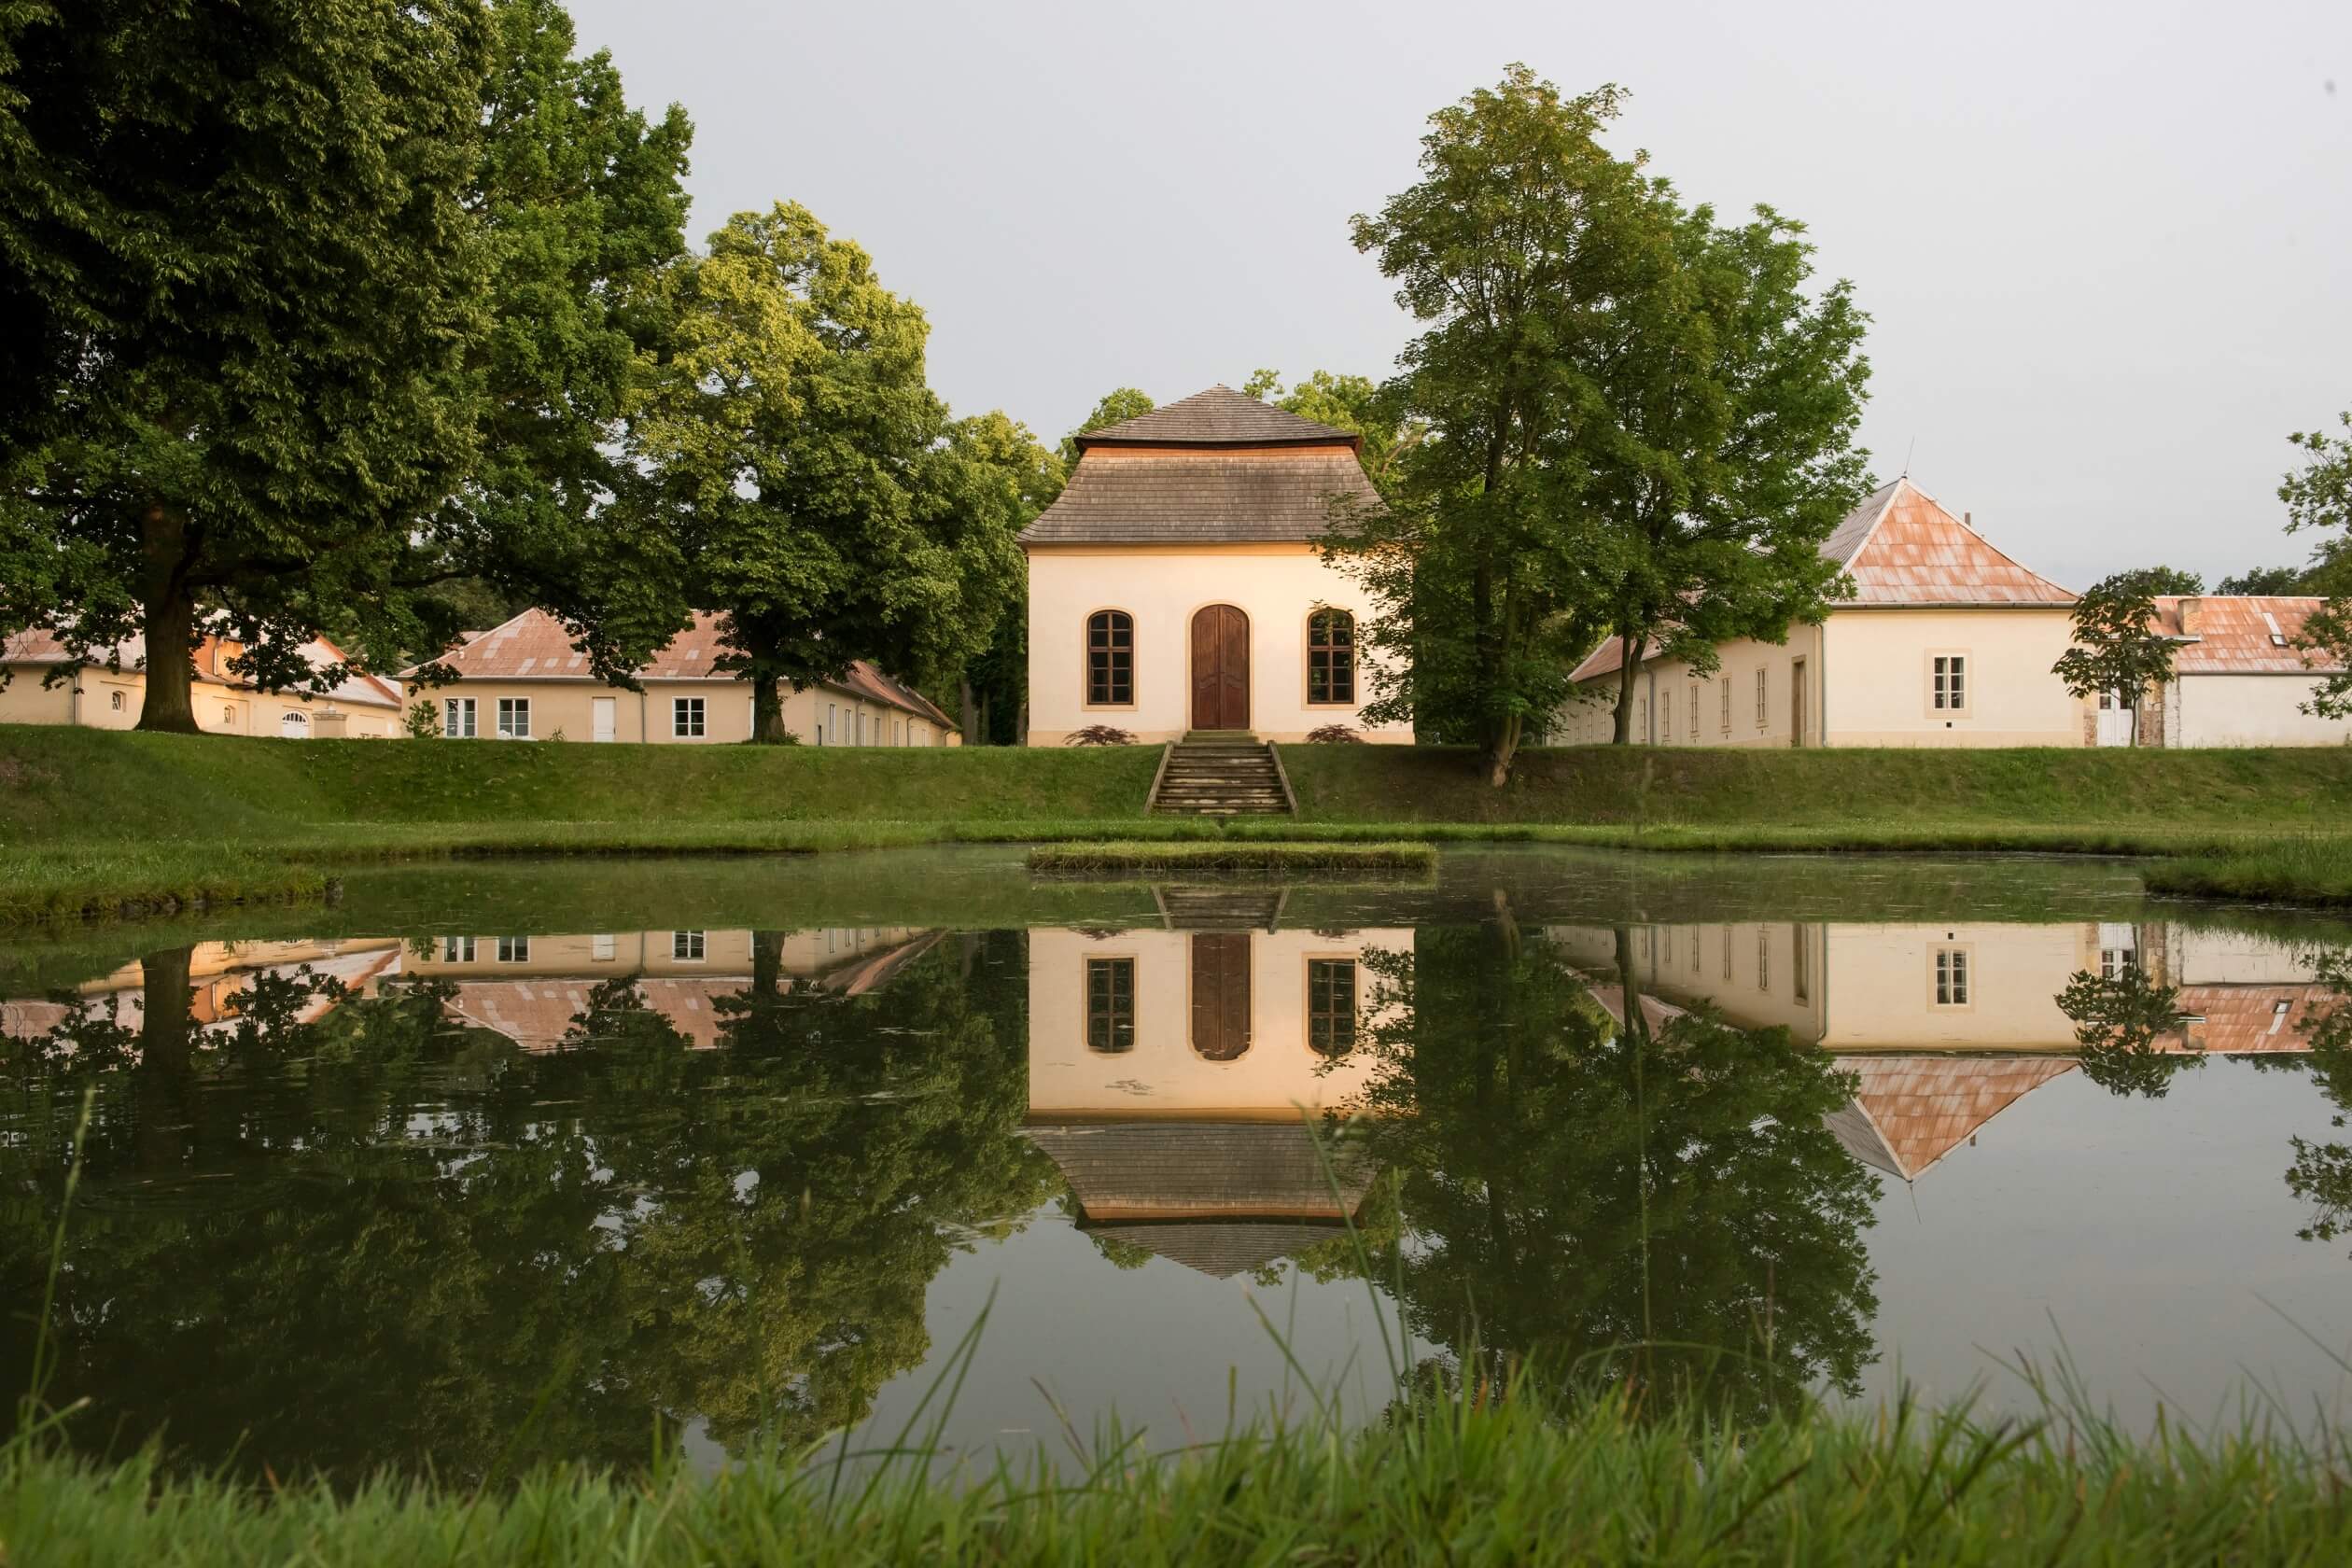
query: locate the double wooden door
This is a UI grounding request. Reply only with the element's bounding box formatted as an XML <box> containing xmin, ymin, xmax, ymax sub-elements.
<box><xmin>1190</xmin><ymin>604</ymin><xmax>1250</xmax><ymax>731</ymax></box>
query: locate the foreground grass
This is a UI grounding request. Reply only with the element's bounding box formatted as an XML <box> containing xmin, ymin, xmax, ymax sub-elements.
<box><xmin>1027</xmin><ymin>840</ymin><xmax>1435</xmax><ymax>873</ymax></box>
<box><xmin>11</xmin><ymin>1388</ymin><xmax>2352</xmax><ymax>1566</ymax></box>
<box><xmin>8</xmin><ymin>725</ymin><xmax>2352</xmax><ymax>924</ymax></box>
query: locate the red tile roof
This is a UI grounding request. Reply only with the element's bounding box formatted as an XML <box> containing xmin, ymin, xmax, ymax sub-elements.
<box><xmin>2176</xmin><ymin>984</ymin><xmax>2338</xmax><ymax>1054</ymax></box>
<box><xmin>4</xmin><ymin>627</ymin><xmax>402</xmax><ymax>708</ymax></box>
<box><xmin>407</xmin><ymin>609</ymin><xmax>951</xmax><ymax>727</ymax></box>
<box><xmin>2149</xmin><ymin>597</ymin><xmax>2343</xmax><ymax>676</ymax></box>
<box><xmin>1569</xmin><ymin>477</ymin><xmax>2077</xmax><ymax>683</ymax></box>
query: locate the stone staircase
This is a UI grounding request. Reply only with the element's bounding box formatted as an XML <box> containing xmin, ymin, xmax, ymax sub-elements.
<box><xmin>1151</xmin><ymin>733</ymin><xmax>1294</xmax><ymax>817</ymax></box>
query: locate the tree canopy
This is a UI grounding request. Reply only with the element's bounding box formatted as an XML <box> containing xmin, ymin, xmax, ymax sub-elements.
<box><xmin>2279</xmin><ymin>412</ymin><xmax>2352</xmax><ymax>719</ymax></box>
<box><xmin>2051</xmin><ymin>568</ymin><xmax>2180</xmax><ymax>742</ymax></box>
<box><xmin>627</xmin><ymin>203</ymin><xmax>1028</xmax><ymax>742</ymax></box>
<box><xmin>1333</xmin><ymin>67</ymin><xmax>1870</xmax><ymax>780</ymax></box>
<box><xmin>1056</xmin><ymin>388</ymin><xmax>1155</xmax><ymax>469</ymax></box>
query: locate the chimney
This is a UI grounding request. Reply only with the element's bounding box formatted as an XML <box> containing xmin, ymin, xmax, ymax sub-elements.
<box><xmin>2178</xmin><ymin>596</ymin><xmax>2203</xmax><ymax>636</ymax></box>
<box><xmin>1962</xmin><ymin>511</ymin><xmax>1972</xmax><ymax>530</ymax></box>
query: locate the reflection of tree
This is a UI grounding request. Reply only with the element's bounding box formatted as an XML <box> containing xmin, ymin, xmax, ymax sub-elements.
<box><xmin>2057</xmin><ymin>965</ymin><xmax>2201</xmax><ymax>1099</ymax></box>
<box><xmin>0</xmin><ymin>931</ymin><xmax>1055</xmax><ymax>1484</ymax></box>
<box><xmin>1332</xmin><ymin>913</ymin><xmax>1879</xmax><ymax>1415</ymax></box>
<box><xmin>2282</xmin><ymin>947</ymin><xmax>2352</xmax><ymax>1253</ymax></box>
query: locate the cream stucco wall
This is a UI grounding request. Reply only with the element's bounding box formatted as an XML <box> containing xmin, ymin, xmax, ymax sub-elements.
<box><xmin>0</xmin><ymin>665</ymin><xmax>401</xmax><ymax>737</ymax></box>
<box><xmin>425</xmin><ymin>678</ymin><xmax>952</xmax><ymax>746</ymax></box>
<box><xmin>1024</xmin><ymin>543</ymin><xmax>1411</xmax><ymax>745</ymax></box>
<box><xmin>1550</xmin><ymin>630</ymin><xmax>1824</xmax><ymax>748</ymax></box>
<box><xmin>1554</xmin><ymin>609</ymin><xmax>2090</xmax><ymax>749</ymax></box>
<box><xmin>2168</xmin><ymin>673</ymin><xmax>2352</xmax><ymax>749</ymax></box>
<box><xmin>406</xmin><ymin>926</ymin><xmax>925</xmax><ymax>980</ymax></box>
<box><xmin>1026</xmin><ymin>927</ymin><xmax>1407</xmax><ymax>1117</ymax></box>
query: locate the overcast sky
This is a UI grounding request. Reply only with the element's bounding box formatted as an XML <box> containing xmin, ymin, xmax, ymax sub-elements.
<box><xmin>568</xmin><ymin>0</ymin><xmax>2349</xmax><ymax>590</ymax></box>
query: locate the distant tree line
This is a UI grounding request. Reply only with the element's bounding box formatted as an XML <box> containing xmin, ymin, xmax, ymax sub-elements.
<box><xmin>1</xmin><ymin>0</ymin><xmax>1050</xmax><ymax>740</ymax></box>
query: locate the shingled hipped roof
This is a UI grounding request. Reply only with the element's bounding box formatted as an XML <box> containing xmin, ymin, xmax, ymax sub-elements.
<box><xmin>1021</xmin><ymin>385</ymin><xmax>1381</xmax><ymax>547</ymax></box>
<box><xmin>406</xmin><ymin>609</ymin><xmax>952</xmax><ymax>728</ymax></box>
<box><xmin>1569</xmin><ymin>477</ymin><xmax>2079</xmax><ymax>683</ymax></box>
<box><xmin>1073</xmin><ymin>385</ymin><xmax>1361</xmax><ymax>450</ymax></box>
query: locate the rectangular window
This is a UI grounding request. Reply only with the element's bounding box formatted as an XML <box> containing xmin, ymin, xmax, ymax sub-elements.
<box><xmin>1661</xmin><ymin>690</ymin><xmax>1673</xmax><ymax>744</ymax></box>
<box><xmin>1934</xmin><ymin>945</ymin><xmax>1971</xmax><ymax>1006</ymax></box>
<box><xmin>1757</xmin><ymin>928</ymin><xmax>1771</xmax><ymax>993</ymax></box>
<box><xmin>1691</xmin><ymin>929</ymin><xmax>1701</xmax><ymax>973</ymax></box>
<box><xmin>1688</xmin><ymin>683</ymin><xmax>1700</xmax><ymax>740</ymax></box>
<box><xmin>497</xmin><ymin>936</ymin><xmax>529</xmax><ymax>963</ymax></box>
<box><xmin>441</xmin><ymin>936</ymin><xmax>475</xmax><ymax>962</ymax></box>
<box><xmin>591</xmin><ymin>934</ymin><xmax>616</xmax><ymax>962</ymax></box>
<box><xmin>497</xmin><ymin>696</ymin><xmax>530</xmax><ymax>739</ymax></box>
<box><xmin>673</xmin><ymin>697</ymin><xmax>705</xmax><ymax>738</ymax></box>
<box><xmin>672</xmin><ymin>931</ymin><xmax>705</xmax><ymax>961</ymax></box>
<box><xmin>1308</xmin><ymin>959</ymin><xmax>1359</xmax><ymax>1057</ymax></box>
<box><xmin>1085</xmin><ymin>957</ymin><xmax>1135</xmax><ymax>1054</ymax></box>
<box><xmin>1932</xmin><ymin>654</ymin><xmax>1968</xmax><ymax>713</ymax></box>
<box><xmin>1720</xmin><ymin>679</ymin><xmax>1732</xmax><ymax>734</ymax></box>
<box><xmin>443</xmin><ymin>697</ymin><xmax>476</xmax><ymax>738</ymax></box>
<box><xmin>1793</xmin><ymin>924</ymin><xmax>1810</xmax><ymax>1002</ymax></box>
<box><xmin>1722</xmin><ymin>925</ymin><xmax>1734</xmax><ymax>980</ymax></box>
<box><xmin>1756</xmin><ymin>667</ymin><xmax>1768</xmax><ymax>726</ymax></box>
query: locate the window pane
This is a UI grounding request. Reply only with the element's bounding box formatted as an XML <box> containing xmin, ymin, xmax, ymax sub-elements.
<box><xmin>1308</xmin><ymin>959</ymin><xmax>1357</xmax><ymax>1057</ymax></box>
<box><xmin>1085</xmin><ymin>958</ymin><xmax>1135</xmax><ymax>1054</ymax></box>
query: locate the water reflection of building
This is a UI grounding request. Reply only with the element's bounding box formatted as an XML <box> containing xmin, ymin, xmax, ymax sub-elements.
<box><xmin>1025</xmin><ymin>911</ymin><xmax>1407</xmax><ymax>1278</ymax></box>
<box><xmin>2</xmin><ymin>938</ymin><xmax>406</xmax><ymax>1043</ymax></box>
<box><xmin>1553</xmin><ymin>918</ymin><xmax>2341</xmax><ymax>1184</ymax></box>
<box><xmin>404</xmin><ymin>927</ymin><xmax>944</xmax><ymax>1051</ymax></box>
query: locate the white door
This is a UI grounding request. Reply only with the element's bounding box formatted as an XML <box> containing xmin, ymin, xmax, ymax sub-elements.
<box><xmin>592</xmin><ymin>696</ymin><xmax>617</xmax><ymax>743</ymax></box>
<box><xmin>2095</xmin><ymin>690</ymin><xmax>2135</xmax><ymax>747</ymax></box>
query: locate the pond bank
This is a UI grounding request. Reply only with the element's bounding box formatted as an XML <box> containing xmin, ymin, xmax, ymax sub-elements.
<box><xmin>7</xmin><ymin>724</ymin><xmax>2350</xmax><ymax>924</ymax></box>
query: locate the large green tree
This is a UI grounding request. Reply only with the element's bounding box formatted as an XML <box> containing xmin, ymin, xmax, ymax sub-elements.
<box><xmin>2279</xmin><ymin>412</ymin><xmax>2352</xmax><ymax>719</ymax></box>
<box><xmin>411</xmin><ymin>0</ymin><xmax>695</xmax><ymax>679</ymax></box>
<box><xmin>0</xmin><ymin>0</ymin><xmax>493</xmax><ymax>731</ymax></box>
<box><xmin>628</xmin><ymin>204</ymin><xmax>1026</xmax><ymax>742</ymax></box>
<box><xmin>1244</xmin><ymin>369</ymin><xmax>1425</xmax><ymax>501</ymax></box>
<box><xmin>949</xmin><ymin>412</ymin><xmax>1063</xmax><ymax>743</ymax></box>
<box><xmin>1337</xmin><ymin>68</ymin><xmax>1870</xmax><ymax>779</ymax></box>
<box><xmin>2051</xmin><ymin>568</ymin><xmax>2180</xmax><ymax>744</ymax></box>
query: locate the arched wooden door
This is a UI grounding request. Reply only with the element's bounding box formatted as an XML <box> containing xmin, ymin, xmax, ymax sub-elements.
<box><xmin>1189</xmin><ymin>604</ymin><xmax>1250</xmax><ymax>731</ymax></box>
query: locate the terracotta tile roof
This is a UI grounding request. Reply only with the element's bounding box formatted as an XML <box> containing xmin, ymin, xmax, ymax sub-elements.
<box><xmin>1569</xmin><ymin>478</ymin><xmax>2078</xmax><ymax>683</ymax></box>
<box><xmin>2149</xmin><ymin>596</ymin><xmax>2343</xmax><ymax>676</ymax></box>
<box><xmin>4</xmin><ymin>627</ymin><xmax>401</xmax><ymax>708</ymax></box>
<box><xmin>1019</xmin><ymin>445</ymin><xmax>1382</xmax><ymax>546</ymax></box>
<box><xmin>441</xmin><ymin>977</ymin><xmax>748</xmax><ymax>1052</ymax></box>
<box><xmin>1074</xmin><ymin>385</ymin><xmax>1360</xmax><ymax>450</ymax></box>
<box><xmin>1085</xmin><ymin>1221</ymin><xmax>1350</xmax><ymax>1280</ymax></box>
<box><xmin>2176</xmin><ymin>984</ymin><xmax>2338</xmax><ymax>1054</ymax></box>
<box><xmin>1823</xmin><ymin>1055</ymin><xmax>2079</xmax><ymax>1183</ymax></box>
<box><xmin>407</xmin><ymin>609</ymin><xmax>951</xmax><ymax>725</ymax></box>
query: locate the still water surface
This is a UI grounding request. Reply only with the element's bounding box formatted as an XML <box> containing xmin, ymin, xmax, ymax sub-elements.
<box><xmin>5</xmin><ymin>848</ymin><xmax>2350</xmax><ymax>1483</ymax></box>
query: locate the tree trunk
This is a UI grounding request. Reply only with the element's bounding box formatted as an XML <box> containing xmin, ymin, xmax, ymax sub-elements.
<box><xmin>1610</xmin><ymin>635</ymin><xmax>1642</xmax><ymax>745</ymax></box>
<box><xmin>1483</xmin><ymin>713</ymin><xmax>1521</xmax><ymax>789</ymax></box>
<box><xmin>136</xmin><ymin>945</ymin><xmax>197</xmax><ymax>1172</ymax></box>
<box><xmin>751</xmin><ymin>672</ymin><xmax>789</xmax><ymax>744</ymax></box>
<box><xmin>751</xmin><ymin>930</ymin><xmax>783</xmax><ymax>999</ymax></box>
<box><xmin>959</xmin><ymin>674</ymin><xmax>982</xmax><ymax>746</ymax></box>
<box><xmin>135</xmin><ymin>506</ymin><xmax>202</xmax><ymax>734</ymax></box>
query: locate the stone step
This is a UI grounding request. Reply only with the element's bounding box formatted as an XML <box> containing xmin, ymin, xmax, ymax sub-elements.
<box><xmin>1152</xmin><ymin>737</ymin><xmax>1294</xmax><ymax>817</ymax></box>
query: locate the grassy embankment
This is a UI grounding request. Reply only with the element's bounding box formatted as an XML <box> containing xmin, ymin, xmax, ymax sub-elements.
<box><xmin>5</xmin><ymin>724</ymin><xmax>2349</xmax><ymax>922</ymax></box>
<box><xmin>10</xmin><ymin>1386</ymin><xmax>2352</xmax><ymax>1565</ymax></box>
<box><xmin>1026</xmin><ymin>840</ymin><xmax>1434</xmax><ymax>873</ymax></box>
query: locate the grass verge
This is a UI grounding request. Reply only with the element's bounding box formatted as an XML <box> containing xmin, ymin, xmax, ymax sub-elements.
<box><xmin>11</xmin><ymin>1385</ymin><xmax>2352</xmax><ymax>1565</ymax></box>
<box><xmin>1026</xmin><ymin>840</ymin><xmax>1435</xmax><ymax>873</ymax></box>
<box><xmin>2144</xmin><ymin>835</ymin><xmax>2352</xmax><ymax>909</ymax></box>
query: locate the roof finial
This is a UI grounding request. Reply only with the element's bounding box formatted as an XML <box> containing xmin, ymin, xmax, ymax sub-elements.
<box><xmin>1901</xmin><ymin>436</ymin><xmax>1916</xmax><ymax>479</ymax></box>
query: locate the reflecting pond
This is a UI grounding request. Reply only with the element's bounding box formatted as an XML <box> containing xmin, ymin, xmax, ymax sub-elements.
<box><xmin>5</xmin><ymin>847</ymin><xmax>2351</xmax><ymax>1484</ymax></box>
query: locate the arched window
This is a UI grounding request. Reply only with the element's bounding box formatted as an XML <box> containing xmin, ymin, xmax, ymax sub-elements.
<box><xmin>279</xmin><ymin>710</ymin><xmax>310</xmax><ymax>738</ymax></box>
<box><xmin>1086</xmin><ymin>610</ymin><xmax>1133</xmax><ymax>706</ymax></box>
<box><xmin>1308</xmin><ymin>609</ymin><xmax>1354</xmax><ymax>705</ymax></box>
<box><xmin>109</xmin><ymin>690</ymin><xmax>125</xmax><ymax>712</ymax></box>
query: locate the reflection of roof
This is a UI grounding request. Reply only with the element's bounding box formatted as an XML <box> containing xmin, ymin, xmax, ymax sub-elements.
<box><xmin>441</xmin><ymin>978</ymin><xmax>748</xmax><ymax>1052</ymax></box>
<box><xmin>1570</xmin><ymin>478</ymin><xmax>2077</xmax><ymax>682</ymax></box>
<box><xmin>1089</xmin><ymin>1221</ymin><xmax>1348</xmax><ymax>1280</ymax></box>
<box><xmin>1582</xmin><ymin>983</ymin><xmax>1687</xmax><ymax>1035</ymax></box>
<box><xmin>2149</xmin><ymin>597</ymin><xmax>2343</xmax><ymax>676</ymax></box>
<box><xmin>1824</xmin><ymin>1056</ymin><xmax>2079</xmax><ymax>1183</ymax></box>
<box><xmin>2177</xmin><ymin>985</ymin><xmax>2337</xmax><ymax>1054</ymax></box>
<box><xmin>406</xmin><ymin>609</ymin><xmax>950</xmax><ymax>725</ymax></box>
<box><xmin>1030</xmin><ymin>1121</ymin><xmax>1369</xmax><ymax>1229</ymax></box>
<box><xmin>811</xmin><ymin>930</ymin><xmax>946</xmax><ymax>995</ymax></box>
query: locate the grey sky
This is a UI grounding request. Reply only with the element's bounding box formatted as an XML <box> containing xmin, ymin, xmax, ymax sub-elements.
<box><xmin>569</xmin><ymin>0</ymin><xmax>2349</xmax><ymax>590</ymax></box>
